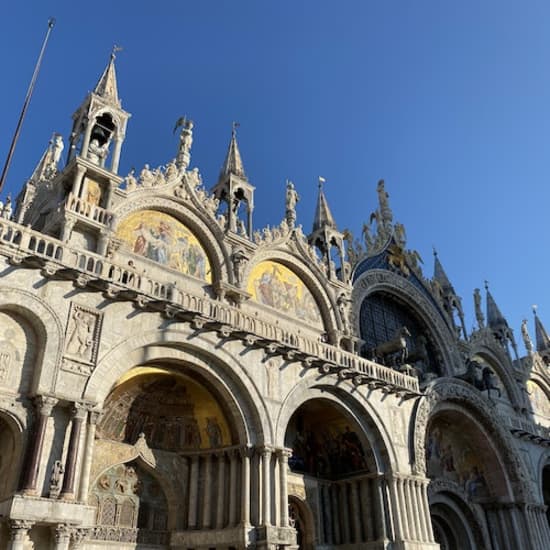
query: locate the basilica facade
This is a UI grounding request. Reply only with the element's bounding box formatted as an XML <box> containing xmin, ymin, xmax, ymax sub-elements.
<box><xmin>0</xmin><ymin>54</ymin><xmax>549</xmax><ymax>550</ymax></box>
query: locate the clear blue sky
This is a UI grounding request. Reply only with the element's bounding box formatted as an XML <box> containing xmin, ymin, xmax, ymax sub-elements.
<box><xmin>2</xmin><ymin>1</ymin><xmax>549</xmax><ymax>349</ymax></box>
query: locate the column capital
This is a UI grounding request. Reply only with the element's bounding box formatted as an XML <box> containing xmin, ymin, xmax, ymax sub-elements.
<box><xmin>35</xmin><ymin>395</ymin><xmax>58</xmax><ymax>416</ymax></box>
<box><xmin>52</xmin><ymin>523</ymin><xmax>72</xmax><ymax>543</ymax></box>
<box><xmin>9</xmin><ymin>519</ymin><xmax>33</xmax><ymax>540</ymax></box>
<box><xmin>239</xmin><ymin>445</ymin><xmax>254</xmax><ymax>459</ymax></box>
<box><xmin>88</xmin><ymin>407</ymin><xmax>103</xmax><ymax>425</ymax></box>
<box><xmin>277</xmin><ymin>447</ymin><xmax>293</xmax><ymax>460</ymax></box>
<box><xmin>71</xmin><ymin>402</ymin><xmax>88</xmax><ymax>421</ymax></box>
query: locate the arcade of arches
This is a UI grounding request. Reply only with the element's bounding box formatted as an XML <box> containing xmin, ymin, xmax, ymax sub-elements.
<box><xmin>2</xmin><ymin>52</ymin><xmax>550</xmax><ymax>550</ymax></box>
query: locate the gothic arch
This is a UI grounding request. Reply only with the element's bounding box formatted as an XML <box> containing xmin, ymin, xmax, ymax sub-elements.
<box><xmin>244</xmin><ymin>248</ymin><xmax>338</xmax><ymax>337</ymax></box>
<box><xmin>0</xmin><ymin>287</ymin><xmax>64</xmax><ymax>394</ymax></box>
<box><xmin>352</xmin><ymin>269</ymin><xmax>460</xmax><ymax>375</ymax></box>
<box><xmin>275</xmin><ymin>378</ymin><xmax>395</xmax><ymax>473</ymax></box>
<box><xmin>411</xmin><ymin>379</ymin><xmax>532</xmax><ymax>501</ymax></box>
<box><xmin>111</xmin><ymin>196</ymin><xmax>231</xmax><ymax>285</ymax></box>
<box><xmin>84</xmin><ymin>327</ymin><xmax>271</xmax><ymax>446</ymax></box>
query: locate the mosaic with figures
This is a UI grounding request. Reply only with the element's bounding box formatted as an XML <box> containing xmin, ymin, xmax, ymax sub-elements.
<box><xmin>247</xmin><ymin>260</ymin><xmax>322</xmax><ymax>326</ymax></box>
<box><xmin>116</xmin><ymin>210</ymin><xmax>211</xmax><ymax>282</ymax></box>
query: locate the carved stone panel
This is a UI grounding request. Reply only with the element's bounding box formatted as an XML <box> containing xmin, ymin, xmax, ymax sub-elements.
<box><xmin>62</xmin><ymin>302</ymin><xmax>103</xmax><ymax>376</ymax></box>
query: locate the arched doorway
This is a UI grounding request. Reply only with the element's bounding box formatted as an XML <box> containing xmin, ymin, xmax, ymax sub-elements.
<box><xmin>288</xmin><ymin>496</ymin><xmax>315</xmax><ymax>550</ymax></box>
<box><xmin>0</xmin><ymin>413</ymin><xmax>23</xmax><ymax>500</ymax></box>
<box><xmin>89</xmin><ymin>364</ymin><xmax>245</xmax><ymax>544</ymax></box>
<box><xmin>426</xmin><ymin>409</ymin><xmax>510</xmax><ymax>549</ymax></box>
<box><xmin>284</xmin><ymin>398</ymin><xmax>382</xmax><ymax>547</ymax></box>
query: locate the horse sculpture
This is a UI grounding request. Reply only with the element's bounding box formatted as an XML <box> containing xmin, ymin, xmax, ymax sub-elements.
<box><xmin>372</xmin><ymin>326</ymin><xmax>411</xmax><ymax>366</ymax></box>
<box><xmin>455</xmin><ymin>359</ymin><xmax>502</xmax><ymax>398</ymax></box>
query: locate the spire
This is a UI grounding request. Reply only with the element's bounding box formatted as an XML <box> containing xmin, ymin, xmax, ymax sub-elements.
<box><xmin>533</xmin><ymin>306</ymin><xmax>550</xmax><ymax>353</ymax></box>
<box><xmin>312</xmin><ymin>177</ymin><xmax>337</xmax><ymax>233</ymax></box>
<box><xmin>432</xmin><ymin>248</ymin><xmax>454</xmax><ymax>293</ymax></box>
<box><xmin>94</xmin><ymin>47</ymin><xmax>121</xmax><ymax>106</ymax></box>
<box><xmin>219</xmin><ymin>122</ymin><xmax>246</xmax><ymax>180</ymax></box>
<box><xmin>485</xmin><ymin>281</ymin><xmax>508</xmax><ymax>329</ymax></box>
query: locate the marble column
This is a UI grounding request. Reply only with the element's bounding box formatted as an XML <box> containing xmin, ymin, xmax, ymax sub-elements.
<box><xmin>278</xmin><ymin>449</ymin><xmax>291</xmax><ymax>527</ymax></box>
<box><xmin>331</xmin><ymin>484</ymin><xmax>341</xmax><ymax>544</ymax></box>
<box><xmin>261</xmin><ymin>447</ymin><xmax>272</xmax><ymax>526</ymax></box>
<box><xmin>414</xmin><ymin>479</ymin><xmax>429</xmax><ymax>542</ymax></box>
<box><xmin>60</xmin><ymin>403</ymin><xmax>87</xmax><ymax>500</ymax></box>
<box><xmin>72</xmin><ymin>164</ymin><xmax>87</xmax><ymax>199</ymax></box>
<box><xmin>215</xmin><ymin>452</ymin><xmax>226</xmax><ymax>529</ymax></box>
<box><xmin>188</xmin><ymin>456</ymin><xmax>199</xmax><ymax>528</ymax></box>
<box><xmin>388</xmin><ymin>476</ymin><xmax>403</xmax><ymax>541</ymax></box>
<box><xmin>52</xmin><ymin>524</ymin><xmax>71</xmax><ymax>550</ymax></box>
<box><xmin>421</xmin><ymin>479</ymin><xmax>435</xmax><ymax>542</ymax></box>
<box><xmin>241</xmin><ymin>447</ymin><xmax>251</xmax><ymax>525</ymax></box>
<box><xmin>360</xmin><ymin>478</ymin><xmax>374</xmax><ymax>541</ymax></box>
<box><xmin>7</xmin><ymin>520</ymin><xmax>33</xmax><ymax>550</ymax></box>
<box><xmin>322</xmin><ymin>483</ymin><xmax>333</xmax><ymax>544</ymax></box>
<box><xmin>22</xmin><ymin>396</ymin><xmax>58</xmax><ymax>495</ymax></box>
<box><xmin>350</xmin><ymin>480</ymin><xmax>362</xmax><ymax>543</ymax></box>
<box><xmin>229</xmin><ymin>450</ymin><xmax>238</xmax><ymax>526</ymax></box>
<box><xmin>202</xmin><ymin>454</ymin><xmax>212</xmax><ymax>528</ymax></box>
<box><xmin>78</xmin><ymin>408</ymin><xmax>101</xmax><ymax>502</ymax></box>
<box><xmin>111</xmin><ymin>136</ymin><xmax>124</xmax><ymax>174</ymax></box>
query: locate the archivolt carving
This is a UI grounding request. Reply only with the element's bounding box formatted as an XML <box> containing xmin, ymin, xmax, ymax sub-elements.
<box><xmin>111</xmin><ymin>196</ymin><xmax>230</xmax><ymax>284</ymax></box>
<box><xmin>412</xmin><ymin>379</ymin><xmax>533</xmax><ymax>501</ymax></box>
<box><xmin>352</xmin><ymin>269</ymin><xmax>459</xmax><ymax>374</ymax></box>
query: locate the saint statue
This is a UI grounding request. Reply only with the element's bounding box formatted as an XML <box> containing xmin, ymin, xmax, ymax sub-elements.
<box><xmin>473</xmin><ymin>288</ymin><xmax>484</xmax><ymax>329</ymax></box>
<box><xmin>285</xmin><ymin>180</ymin><xmax>300</xmax><ymax>227</ymax></box>
<box><xmin>521</xmin><ymin>319</ymin><xmax>533</xmax><ymax>353</ymax></box>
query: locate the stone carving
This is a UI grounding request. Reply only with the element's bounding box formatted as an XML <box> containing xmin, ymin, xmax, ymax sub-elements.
<box><xmin>175</xmin><ymin>118</ymin><xmax>194</xmax><ymax>170</ymax></box>
<box><xmin>49</xmin><ymin>460</ymin><xmax>64</xmax><ymax>498</ymax></box>
<box><xmin>124</xmin><ymin>169</ymin><xmax>137</xmax><ymax>192</ymax></box>
<box><xmin>87</xmin><ymin>138</ymin><xmax>109</xmax><ymax>165</ymax></box>
<box><xmin>1</xmin><ymin>195</ymin><xmax>12</xmax><ymax>220</ymax></box>
<box><xmin>0</xmin><ymin>329</ymin><xmax>20</xmax><ymax>383</ymax></box>
<box><xmin>473</xmin><ymin>288</ymin><xmax>484</xmax><ymax>329</ymax></box>
<box><xmin>337</xmin><ymin>293</ymin><xmax>352</xmax><ymax>334</ymax></box>
<box><xmin>285</xmin><ymin>180</ymin><xmax>300</xmax><ymax>227</ymax></box>
<box><xmin>62</xmin><ymin>303</ymin><xmax>103</xmax><ymax>375</ymax></box>
<box><xmin>232</xmin><ymin>248</ymin><xmax>248</xmax><ymax>285</ymax></box>
<box><xmin>139</xmin><ymin>164</ymin><xmax>154</xmax><ymax>187</ymax></box>
<box><xmin>521</xmin><ymin>319</ymin><xmax>533</xmax><ymax>353</ymax></box>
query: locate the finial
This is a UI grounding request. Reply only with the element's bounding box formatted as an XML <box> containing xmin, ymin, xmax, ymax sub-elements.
<box><xmin>484</xmin><ymin>280</ymin><xmax>489</xmax><ymax>291</ymax></box>
<box><xmin>318</xmin><ymin>176</ymin><xmax>326</xmax><ymax>190</ymax></box>
<box><xmin>111</xmin><ymin>44</ymin><xmax>123</xmax><ymax>61</ymax></box>
<box><xmin>433</xmin><ymin>246</ymin><xmax>438</xmax><ymax>258</ymax></box>
<box><xmin>232</xmin><ymin>121</ymin><xmax>240</xmax><ymax>138</ymax></box>
<box><xmin>533</xmin><ymin>304</ymin><xmax>538</xmax><ymax>315</ymax></box>
<box><xmin>48</xmin><ymin>17</ymin><xmax>55</xmax><ymax>29</ymax></box>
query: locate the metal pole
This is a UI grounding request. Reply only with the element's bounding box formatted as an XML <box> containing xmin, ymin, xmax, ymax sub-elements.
<box><xmin>0</xmin><ymin>18</ymin><xmax>55</xmax><ymax>194</ymax></box>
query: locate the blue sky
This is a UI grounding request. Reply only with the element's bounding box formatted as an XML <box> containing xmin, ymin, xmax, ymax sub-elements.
<box><xmin>2</xmin><ymin>1</ymin><xmax>550</xmax><ymax>348</ymax></box>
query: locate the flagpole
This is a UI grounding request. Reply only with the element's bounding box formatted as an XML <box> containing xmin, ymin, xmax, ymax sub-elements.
<box><xmin>0</xmin><ymin>18</ymin><xmax>56</xmax><ymax>194</ymax></box>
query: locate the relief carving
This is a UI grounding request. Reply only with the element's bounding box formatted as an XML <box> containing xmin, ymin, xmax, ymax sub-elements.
<box><xmin>62</xmin><ymin>302</ymin><xmax>103</xmax><ymax>376</ymax></box>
